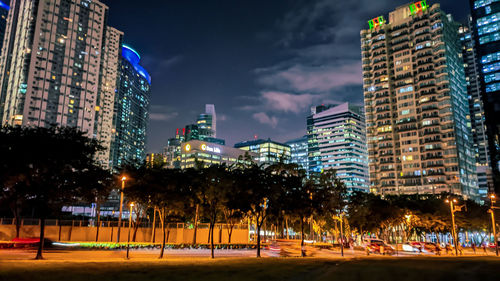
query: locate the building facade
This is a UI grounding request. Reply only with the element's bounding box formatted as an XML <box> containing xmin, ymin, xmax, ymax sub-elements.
<box><xmin>95</xmin><ymin>27</ymin><xmax>123</xmax><ymax>168</ymax></box>
<box><xmin>307</xmin><ymin>103</ymin><xmax>369</xmax><ymax>193</ymax></box>
<box><xmin>184</xmin><ymin>104</ymin><xmax>224</xmax><ymax>145</ymax></box>
<box><xmin>286</xmin><ymin>135</ymin><xmax>309</xmax><ymax>172</ymax></box>
<box><xmin>459</xmin><ymin>18</ymin><xmax>492</xmax><ymax>202</ymax></box>
<box><xmin>181</xmin><ymin>139</ymin><xmax>257</xmax><ymax>169</ymax></box>
<box><xmin>361</xmin><ymin>2</ymin><xmax>478</xmax><ymax>199</ymax></box>
<box><xmin>0</xmin><ymin>1</ymin><xmax>9</xmax><ymax>57</ymax></box>
<box><xmin>109</xmin><ymin>45</ymin><xmax>151</xmax><ymax>169</ymax></box>
<box><xmin>469</xmin><ymin>0</ymin><xmax>500</xmax><ymax>195</ymax></box>
<box><xmin>0</xmin><ymin>0</ymin><xmax>108</xmax><ymax>133</ymax></box>
<box><xmin>234</xmin><ymin>139</ymin><xmax>291</xmax><ymax>165</ymax></box>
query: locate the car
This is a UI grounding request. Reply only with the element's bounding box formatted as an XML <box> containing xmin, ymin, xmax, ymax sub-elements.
<box><xmin>402</xmin><ymin>243</ymin><xmax>420</xmax><ymax>252</ymax></box>
<box><xmin>364</xmin><ymin>239</ymin><xmax>395</xmax><ymax>255</ymax></box>
<box><xmin>11</xmin><ymin>237</ymin><xmax>53</xmax><ymax>248</ymax></box>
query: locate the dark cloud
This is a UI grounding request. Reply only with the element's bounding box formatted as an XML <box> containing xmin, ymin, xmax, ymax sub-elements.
<box><xmin>103</xmin><ymin>0</ymin><xmax>470</xmax><ymax>152</ymax></box>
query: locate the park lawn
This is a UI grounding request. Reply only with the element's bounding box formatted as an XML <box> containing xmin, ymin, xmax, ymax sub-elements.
<box><xmin>0</xmin><ymin>257</ymin><xmax>499</xmax><ymax>281</ymax></box>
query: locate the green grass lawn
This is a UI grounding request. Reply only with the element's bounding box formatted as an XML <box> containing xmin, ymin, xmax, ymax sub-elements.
<box><xmin>1</xmin><ymin>257</ymin><xmax>499</xmax><ymax>281</ymax></box>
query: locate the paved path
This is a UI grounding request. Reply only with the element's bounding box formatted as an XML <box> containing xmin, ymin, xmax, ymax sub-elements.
<box><xmin>0</xmin><ymin>248</ymin><xmax>497</xmax><ymax>261</ymax></box>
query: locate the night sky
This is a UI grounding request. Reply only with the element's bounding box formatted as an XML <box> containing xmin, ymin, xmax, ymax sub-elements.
<box><xmin>102</xmin><ymin>0</ymin><xmax>470</xmax><ymax>153</ymax></box>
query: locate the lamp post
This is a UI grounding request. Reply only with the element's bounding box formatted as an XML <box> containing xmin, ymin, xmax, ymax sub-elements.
<box><xmin>126</xmin><ymin>202</ymin><xmax>134</xmax><ymax>259</ymax></box>
<box><xmin>489</xmin><ymin>194</ymin><xmax>498</xmax><ymax>256</ymax></box>
<box><xmin>117</xmin><ymin>176</ymin><xmax>126</xmax><ymax>242</ymax></box>
<box><xmin>445</xmin><ymin>198</ymin><xmax>461</xmax><ymax>256</ymax></box>
<box><xmin>333</xmin><ymin>213</ymin><xmax>345</xmax><ymax>257</ymax></box>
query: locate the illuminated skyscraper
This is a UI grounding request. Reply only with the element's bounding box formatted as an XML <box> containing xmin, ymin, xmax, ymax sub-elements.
<box><xmin>459</xmin><ymin>18</ymin><xmax>492</xmax><ymax>202</ymax></box>
<box><xmin>0</xmin><ymin>0</ymin><xmax>108</xmax><ymax>132</ymax></box>
<box><xmin>109</xmin><ymin>45</ymin><xmax>151</xmax><ymax>168</ymax></box>
<box><xmin>234</xmin><ymin>139</ymin><xmax>291</xmax><ymax>165</ymax></box>
<box><xmin>361</xmin><ymin>2</ymin><xmax>478</xmax><ymax>199</ymax></box>
<box><xmin>286</xmin><ymin>135</ymin><xmax>309</xmax><ymax>172</ymax></box>
<box><xmin>469</xmin><ymin>0</ymin><xmax>500</xmax><ymax>195</ymax></box>
<box><xmin>307</xmin><ymin>103</ymin><xmax>369</xmax><ymax>192</ymax></box>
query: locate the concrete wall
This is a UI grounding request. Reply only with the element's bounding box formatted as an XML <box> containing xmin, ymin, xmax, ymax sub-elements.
<box><xmin>0</xmin><ymin>224</ymin><xmax>249</xmax><ymax>244</ymax></box>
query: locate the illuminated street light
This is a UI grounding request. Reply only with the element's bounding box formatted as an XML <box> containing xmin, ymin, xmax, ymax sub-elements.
<box><xmin>489</xmin><ymin>194</ymin><xmax>498</xmax><ymax>256</ymax></box>
<box><xmin>126</xmin><ymin>202</ymin><xmax>134</xmax><ymax>259</ymax></box>
<box><xmin>117</xmin><ymin>176</ymin><xmax>127</xmax><ymax>242</ymax></box>
<box><xmin>445</xmin><ymin>198</ymin><xmax>463</xmax><ymax>256</ymax></box>
<box><xmin>333</xmin><ymin>213</ymin><xmax>345</xmax><ymax>257</ymax></box>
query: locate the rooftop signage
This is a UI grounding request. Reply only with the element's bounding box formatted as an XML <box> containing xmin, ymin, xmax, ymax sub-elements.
<box><xmin>368</xmin><ymin>16</ymin><xmax>385</xmax><ymax>30</ymax></box>
<box><xmin>201</xmin><ymin>143</ymin><xmax>221</xmax><ymax>153</ymax></box>
<box><xmin>409</xmin><ymin>0</ymin><xmax>428</xmax><ymax>15</ymax></box>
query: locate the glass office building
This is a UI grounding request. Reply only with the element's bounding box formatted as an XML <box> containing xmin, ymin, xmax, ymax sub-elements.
<box><xmin>307</xmin><ymin>103</ymin><xmax>369</xmax><ymax>192</ymax></box>
<box><xmin>286</xmin><ymin>135</ymin><xmax>309</xmax><ymax>172</ymax></box>
<box><xmin>110</xmin><ymin>45</ymin><xmax>151</xmax><ymax>169</ymax></box>
<box><xmin>234</xmin><ymin>139</ymin><xmax>291</xmax><ymax>165</ymax></box>
<box><xmin>469</xmin><ymin>0</ymin><xmax>500</xmax><ymax>194</ymax></box>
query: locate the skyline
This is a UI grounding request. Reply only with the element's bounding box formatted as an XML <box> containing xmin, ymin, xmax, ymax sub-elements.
<box><xmin>102</xmin><ymin>0</ymin><xmax>470</xmax><ymax>153</ymax></box>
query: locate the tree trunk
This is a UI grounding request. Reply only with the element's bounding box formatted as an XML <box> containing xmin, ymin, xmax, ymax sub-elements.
<box><xmin>192</xmin><ymin>204</ymin><xmax>199</xmax><ymax>245</ymax></box>
<box><xmin>207</xmin><ymin>226</ymin><xmax>211</xmax><ymax>244</ymax></box>
<box><xmin>95</xmin><ymin>201</ymin><xmax>101</xmax><ymax>242</ymax></box>
<box><xmin>132</xmin><ymin>217</ymin><xmax>140</xmax><ymax>242</ymax></box>
<box><xmin>256</xmin><ymin>218</ymin><xmax>262</xmax><ymax>258</ymax></box>
<box><xmin>151</xmin><ymin>207</ymin><xmax>157</xmax><ymax>243</ymax></box>
<box><xmin>228</xmin><ymin>225</ymin><xmax>234</xmax><ymax>244</ymax></box>
<box><xmin>159</xmin><ymin>208</ymin><xmax>166</xmax><ymax>259</ymax></box>
<box><xmin>210</xmin><ymin>210</ymin><xmax>216</xmax><ymax>259</ymax></box>
<box><xmin>286</xmin><ymin>217</ymin><xmax>289</xmax><ymax>239</ymax></box>
<box><xmin>218</xmin><ymin>225</ymin><xmax>222</xmax><ymax>244</ymax></box>
<box><xmin>35</xmin><ymin>218</ymin><xmax>46</xmax><ymax>260</ymax></box>
<box><xmin>301</xmin><ymin>217</ymin><xmax>305</xmax><ymax>257</ymax></box>
<box><xmin>15</xmin><ymin>215</ymin><xmax>21</xmax><ymax>239</ymax></box>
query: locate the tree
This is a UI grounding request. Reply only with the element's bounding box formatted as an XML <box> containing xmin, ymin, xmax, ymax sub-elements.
<box><xmin>197</xmin><ymin>164</ymin><xmax>233</xmax><ymax>258</ymax></box>
<box><xmin>0</xmin><ymin>126</ymin><xmax>103</xmax><ymax>259</ymax></box>
<box><xmin>78</xmin><ymin>166</ymin><xmax>114</xmax><ymax>242</ymax></box>
<box><xmin>125</xmin><ymin>165</ymin><xmax>186</xmax><ymax>258</ymax></box>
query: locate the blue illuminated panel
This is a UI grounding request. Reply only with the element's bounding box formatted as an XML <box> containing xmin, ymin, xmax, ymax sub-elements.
<box><xmin>0</xmin><ymin>1</ymin><xmax>9</xmax><ymax>10</ymax></box>
<box><xmin>121</xmin><ymin>45</ymin><xmax>151</xmax><ymax>84</ymax></box>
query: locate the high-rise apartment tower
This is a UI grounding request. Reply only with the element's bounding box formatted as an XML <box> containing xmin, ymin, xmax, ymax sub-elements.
<box><xmin>361</xmin><ymin>2</ymin><xmax>478</xmax><ymax>199</ymax></box>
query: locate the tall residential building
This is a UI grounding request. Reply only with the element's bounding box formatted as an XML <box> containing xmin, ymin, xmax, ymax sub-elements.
<box><xmin>469</xmin><ymin>0</ymin><xmax>500</xmax><ymax>195</ymax></box>
<box><xmin>95</xmin><ymin>27</ymin><xmax>123</xmax><ymax>168</ymax></box>
<box><xmin>286</xmin><ymin>135</ymin><xmax>309</xmax><ymax>172</ymax></box>
<box><xmin>361</xmin><ymin>2</ymin><xmax>478</xmax><ymax>199</ymax></box>
<box><xmin>234</xmin><ymin>139</ymin><xmax>291</xmax><ymax>165</ymax></box>
<box><xmin>459</xmin><ymin>18</ymin><xmax>492</xmax><ymax>202</ymax></box>
<box><xmin>307</xmin><ymin>103</ymin><xmax>369</xmax><ymax>193</ymax></box>
<box><xmin>0</xmin><ymin>0</ymin><xmax>108</xmax><ymax>133</ymax></box>
<box><xmin>109</xmin><ymin>45</ymin><xmax>151</xmax><ymax>169</ymax></box>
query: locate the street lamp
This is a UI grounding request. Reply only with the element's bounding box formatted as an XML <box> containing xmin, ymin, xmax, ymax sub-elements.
<box><xmin>126</xmin><ymin>202</ymin><xmax>134</xmax><ymax>259</ymax></box>
<box><xmin>333</xmin><ymin>213</ymin><xmax>345</xmax><ymax>257</ymax></box>
<box><xmin>445</xmin><ymin>198</ymin><xmax>462</xmax><ymax>256</ymax></box>
<box><xmin>117</xmin><ymin>176</ymin><xmax>126</xmax><ymax>242</ymax></box>
<box><xmin>489</xmin><ymin>194</ymin><xmax>498</xmax><ymax>256</ymax></box>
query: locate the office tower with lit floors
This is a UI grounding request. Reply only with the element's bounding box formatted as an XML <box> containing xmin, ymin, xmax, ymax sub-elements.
<box><xmin>469</xmin><ymin>0</ymin><xmax>500</xmax><ymax>195</ymax></box>
<box><xmin>109</xmin><ymin>45</ymin><xmax>151</xmax><ymax>169</ymax></box>
<box><xmin>307</xmin><ymin>103</ymin><xmax>369</xmax><ymax>193</ymax></box>
<box><xmin>361</xmin><ymin>1</ymin><xmax>478</xmax><ymax>199</ymax></box>
<box><xmin>234</xmin><ymin>139</ymin><xmax>291</xmax><ymax>165</ymax></box>
<box><xmin>459</xmin><ymin>18</ymin><xmax>492</xmax><ymax>203</ymax></box>
<box><xmin>286</xmin><ymin>135</ymin><xmax>309</xmax><ymax>172</ymax></box>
